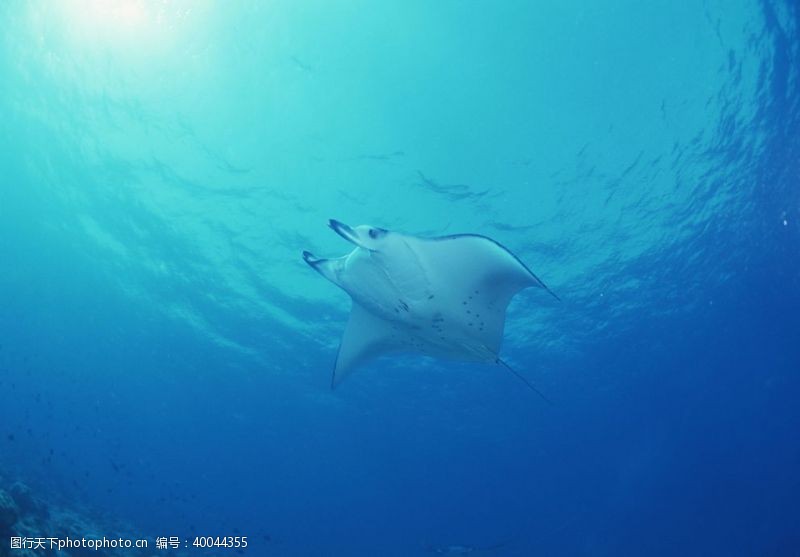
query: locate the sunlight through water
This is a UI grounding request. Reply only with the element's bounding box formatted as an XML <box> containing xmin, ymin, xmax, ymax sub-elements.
<box><xmin>51</xmin><ymin>0</ymin><xmax>208</xmax><ymax>57</ymax></box>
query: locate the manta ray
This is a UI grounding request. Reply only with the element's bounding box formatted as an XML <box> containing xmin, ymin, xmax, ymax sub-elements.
<box><xmin>302</xmin><ymin>220</ymin><xmax>558</xmax><ymax>397</ymax></box>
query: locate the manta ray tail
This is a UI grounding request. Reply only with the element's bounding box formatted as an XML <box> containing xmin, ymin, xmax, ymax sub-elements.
<box><xmin>497</xmin><ymin>359</ymin><xmax>553</xmax><ymax>405</ymax></box>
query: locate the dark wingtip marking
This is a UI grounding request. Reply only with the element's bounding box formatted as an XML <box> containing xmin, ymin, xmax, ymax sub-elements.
<box><xmin>431</xmin><ymin>233</ymin><xmax>562</xmax><ymax>302</ymax></box>
<box><xmin>330</xmin><ymin>357</ymin><xmax>345</xmax><ymax>390</ymax></box>
<box><xmin>526</xmin><ymin>268</ymin><xmax>560</xmax><ymax>301</ymax></box>
<box><xmin>330</xmin><ymin>340</ymin><xmax>343</xmax><ymax>390</ymax></box>
<box><xmin>539</xmin><ymin>281</ymin><xmax>561</xmax><ymax>302</ymax></box>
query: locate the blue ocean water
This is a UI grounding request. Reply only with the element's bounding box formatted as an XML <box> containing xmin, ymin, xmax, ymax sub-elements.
<box><xmin>1</xmin><ymin>1</ymin><xmax>799</xmax><ymax>555</ymax></box>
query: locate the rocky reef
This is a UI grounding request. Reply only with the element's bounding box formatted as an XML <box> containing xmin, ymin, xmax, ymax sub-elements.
<box><xmin>0</xmin><ymin>487</ymin><xmax>20</xmax><ymax>538</ymax></box>
<box><xmin>0</xmin><ymin>473</ymin><xmax>193</xmax><ymax>557</ymax></box>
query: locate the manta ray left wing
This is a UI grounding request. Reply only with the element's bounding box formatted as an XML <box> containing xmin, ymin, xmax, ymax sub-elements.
<box><xmin>332</xmin><ymin>302</ymin><xmax>408</xmax><ymax>388</ymax></box>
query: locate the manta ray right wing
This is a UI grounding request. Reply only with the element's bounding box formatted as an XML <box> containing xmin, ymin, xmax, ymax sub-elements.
<box><xmin>403</xmin><ymin>234</ymin><xmax>556</xmax><ymax>355</ymax></box>
<box><xmin>332</xmin><ymin>302</ymin><xmax>408</xmax><ymax>388</ymax></box>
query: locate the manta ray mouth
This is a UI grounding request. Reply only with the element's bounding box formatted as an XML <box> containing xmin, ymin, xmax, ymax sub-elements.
<box><xmin>328</xmin><ymin>219</ymin><xmax>359</xmax><ymax>245</ymax></box>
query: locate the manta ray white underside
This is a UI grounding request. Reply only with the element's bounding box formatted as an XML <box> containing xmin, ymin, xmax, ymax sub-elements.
<box><xmin>303</xmin><ymin>220</ymin><xmax>558</xmax><ymax>395</ymax></box>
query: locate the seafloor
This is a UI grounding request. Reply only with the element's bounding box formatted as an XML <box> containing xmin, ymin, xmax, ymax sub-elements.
<box><xmin>0</xmin><ymin>472</ymin><xmax>193</xmax><ymax>557</ymax></box>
